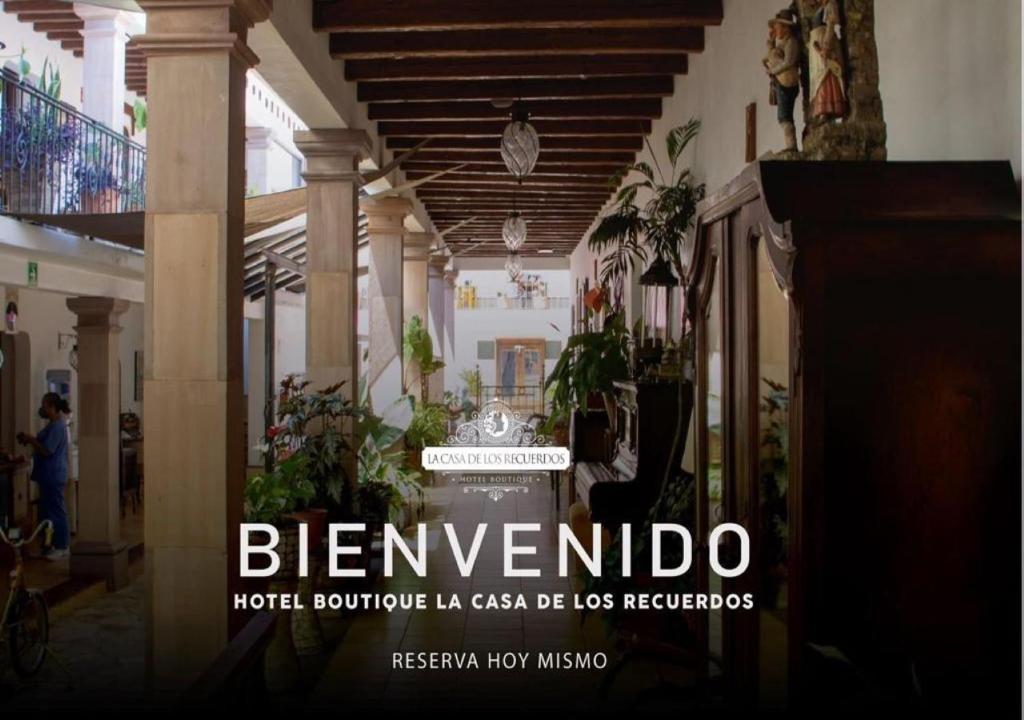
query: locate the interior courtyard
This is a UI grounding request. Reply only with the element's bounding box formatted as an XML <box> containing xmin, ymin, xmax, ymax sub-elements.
<box><xmin>0</xmin><ymin>0</ymin><xmax>1019</xmax><ymax>712</ymax></box>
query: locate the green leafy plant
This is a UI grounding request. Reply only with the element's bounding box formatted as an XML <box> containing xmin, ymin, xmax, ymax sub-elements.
<box><xmin>403</xmin><ymin>315</ymin><xmax>445</xmax><ymax>402</ymax></box>
<box><xmin>271</xmin><ymin>375</ymin><xmax>356</xmax><ymax>513</ymax></box>
<box><xmin>405</xmin><ymin>400</ymin><xmax>449</xmax><ymax>449</ymax></box>
<box><xmin>545</xmin><ymin>313</ymin><xmax>631</xmax><ymax>423</ymax></box>
<box><xmin>243</xmin><ymin>452</ymin><xmax>315</xmax><ymax>525</ymax></box>
<box><xmin>132</xmin><ymin>98</ymin><xmax>147</xmax><ymax>131</ymax></box>
<box><xmin>589</xmin><ymin>118</ymin><xmax>705</xmax><ymax>302</ymax></box>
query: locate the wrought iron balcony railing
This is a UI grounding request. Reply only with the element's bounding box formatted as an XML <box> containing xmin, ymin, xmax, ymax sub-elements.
<box><xmin>0</xmin><ymin>68</ymin><xmax>145</xmax><ymax>216</ymax></box>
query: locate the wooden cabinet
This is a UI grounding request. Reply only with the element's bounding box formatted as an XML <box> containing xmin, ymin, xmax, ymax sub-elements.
<box><xmin>685</xmin><ymin>161</ymin><xmax>1020</xmax><ymax>710</ymax></box>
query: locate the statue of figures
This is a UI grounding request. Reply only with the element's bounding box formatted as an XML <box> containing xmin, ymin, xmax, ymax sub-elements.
<box><xmin>763</xmin><ymin>8</ymin><xmax>802</xmax><ymax>151</ymax></box>
<box><xmin>807</xmin><ymin>0</ymin><xmax>847</xmax><ymax>120</ymax></box>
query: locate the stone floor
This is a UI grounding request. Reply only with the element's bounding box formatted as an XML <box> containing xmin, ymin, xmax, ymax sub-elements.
<box><xmin>0</xmin><ymin>571</ymin><xmax>147</xmax><ymax>710</ymax></box>
<box><xmin>306</xmin><ymin>472</ymin><xmax>690</xmax><ymax>711</ymax></box>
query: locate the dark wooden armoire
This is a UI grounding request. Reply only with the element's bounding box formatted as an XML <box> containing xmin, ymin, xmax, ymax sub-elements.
<box><xmin>683</xmin><ymin>161</ymin><xmax>1020</xmax><ymax>711</ymax></box>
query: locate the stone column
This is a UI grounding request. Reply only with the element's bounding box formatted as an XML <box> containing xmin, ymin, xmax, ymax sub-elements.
<box><xmin>427</xmin><ymin>254</ymin><xmax>448</xmax><ymax>402</ymax></box>
<box><xmin>443</xmin><ymin>266</ymin><xmax>459</xmax><ymax>394</ymax></box>
<box><xmin>75</xmin><ymin>3</ymin><xmax>132</xmax><ymax>132</ymax></box>
<box><xmin>403</xmin><ymin>232</ymin><xmax>432</xmax><ymax>401</ymax></box>
<box><xmin>66</xmin><ymin>296</ymin><xmax>129</xmax><ymax>589</ymax></box>
<box><xmin>137</xmin><ymin>0</ymin><xmax>270</xmax><ymax>693</ymax></box>
<box><xmin>245</xmin><ymin>126</ymin><xmax>273</xmax><ymax>195</ymax></box>
<box><xmin>361</xmin><ymin>196</ymin><xmax>411</xmax><ymax>412</ymax></box>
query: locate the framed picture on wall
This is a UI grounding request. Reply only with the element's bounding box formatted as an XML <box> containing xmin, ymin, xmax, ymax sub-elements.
<box><xmin>134</xmin><ymin>350</ymin><xmax>143</xmax><ymax>402</ymax></box>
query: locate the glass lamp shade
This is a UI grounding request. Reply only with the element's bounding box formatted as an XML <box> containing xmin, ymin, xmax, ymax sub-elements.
<box><xmin>505</xmin><ymin>252</ymin><xmax>523</xmax><ymax>281</ymax></box>
<box><xmin>500</xmin><ymin>120</ymin><xmax>540</xmax><ymax>179</ymax></box>
<box><xmin>502</xmin><ymin>212</ymin><xmax>527</xmax><ymax>252</ymax></box>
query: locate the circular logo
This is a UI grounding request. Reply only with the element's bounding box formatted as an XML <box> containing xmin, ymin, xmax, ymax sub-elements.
<box><xmin>481</xmin><ymin>409</ymin><xmax>509</xmax><ymax>439</ymax></box>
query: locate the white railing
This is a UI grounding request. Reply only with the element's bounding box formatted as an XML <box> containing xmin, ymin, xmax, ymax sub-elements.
<box><xmin>459</xmin><ymin>296</ymin><xmax>570</xmax><ymax>310</ymax></box>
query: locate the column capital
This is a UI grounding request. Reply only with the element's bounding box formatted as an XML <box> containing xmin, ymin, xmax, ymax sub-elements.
<box><xmin>428</xmin><ymin>252</ymin><xmax>450</xmax><ymax>273</ymax></box>
<box><xmin>66</xmin><ymin>296</ymin><xmax>130</xmax><ymax>328</ymax></box>
<box><xmin>74</xmin><ymin>3</ymin><xmax>136</xmax><ymax>37</ymax></box>
<box><xmin>404</xmin><ymin>232</ymin><xmax>434</xmax><ymax>260</ymax></box>
<box><xmin>246</xmin><ymin>125</ymin><xmax>273</xmax><ymax>149</ymax></box>
<box><xmin>360</xmin><ymin>196</ymin><xmax>412</xmax><ymax>233</ymax></box>
<box><xmin>136</xmin><ymin>0</ymin><xmax>271</xmax><ymax>66</ymax></box>
<box><xmin>444</xmin><ymin>267</ymin><xmax>460</xmax><ymax>286</ymax></box>
<box><xmin>295</xmin><ymin>129</ymin><xmax>373</xmax><ymax>182</ymax></box>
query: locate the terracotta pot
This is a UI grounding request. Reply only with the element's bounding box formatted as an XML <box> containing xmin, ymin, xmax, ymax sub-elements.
<box><xmin>79</xmin><ymin>188</ymin><xmax>118</xmax><ymax>213</ymax></box>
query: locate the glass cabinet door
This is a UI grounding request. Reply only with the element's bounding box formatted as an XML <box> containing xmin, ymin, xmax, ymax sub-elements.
<box><xmin>703</xmin><ymin>256</ymin><xmax>725</xmax><ymax>671</ymax></box>
<box><xmin>755</xmin><ymin>239</ymin><xmax>790</xmax><ymax>707</ymax></box>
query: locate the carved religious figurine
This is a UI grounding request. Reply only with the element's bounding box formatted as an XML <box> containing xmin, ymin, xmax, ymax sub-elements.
<box><xmin>763</xmin><ymin>8</ymin><xmax>801</xmax><ymax>151</ymax></box>
<box><xmin>807</xmin><ymin>0</ymin><xmax>847</xmax><ymax>120</ymax></box>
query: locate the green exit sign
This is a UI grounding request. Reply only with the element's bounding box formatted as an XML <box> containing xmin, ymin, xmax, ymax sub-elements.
<box><xmin>27</xmin><ymin>261</ymin><xmax>38</xmax><ymax>288</ymax></box>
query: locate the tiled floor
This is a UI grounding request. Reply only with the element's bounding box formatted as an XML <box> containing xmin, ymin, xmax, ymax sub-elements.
<box><xmin>308</xmin><ymin>472</ymin><xmax>627</xmax><ymax>710</ymax></box>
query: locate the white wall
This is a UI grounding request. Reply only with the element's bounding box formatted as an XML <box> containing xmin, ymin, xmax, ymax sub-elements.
<box><xmin>571</xmin><ymin>0</ymin><xmax>1022</xmax><ymax>298</ymax></box>
<box><xmin>448</xmin><ymin>269</ymin><xmax>571</xmax><ymax>398</ymax></box>
<box><xmin>1</xmin><ymin>286</ymin><xmax>143</xmax><ymax>444</ymax></box>
<box><xmin>0</xmin><ymin>11</ymin><xmax>85</xmax><ymax>111</ymax></box>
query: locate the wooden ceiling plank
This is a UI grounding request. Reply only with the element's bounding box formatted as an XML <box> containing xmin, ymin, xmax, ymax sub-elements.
<box><xmin>389</xmin><ymin>135</ymin><xmax>643</xmax><ymax>151</ymax></box>
<box><xmin>345</xmin><ymin>54</ymin><xmax>687</xmax><ymax>81</ymax></box>
<box><xmin>358</xmin><ymin>75</ymin><xmax>675</xmax><ymax>102</ymax></box>
<box><xmin>330</xmin><ymin>27</ymin><xmax>704</xmax><ymax>59</ymax></box>
<box><xmin>314</xmin><ymin>0</ymin><xmax>724</xmax><ymax>32</ymax></box>
<box><xmin>368</xmin><ymin>98</ymin><xmax>661</xmax><ymax>121</ymax></box>
<box><xmin>377</xmin><ymin>119</ymin><xmax>651</xmax><ymax>137</ymax></box>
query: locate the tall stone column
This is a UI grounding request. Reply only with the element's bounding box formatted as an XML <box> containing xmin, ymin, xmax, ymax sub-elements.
<box><xmin>66</xmin><ymin>296</ymin><xmax>129</xmax><ymax>589</ymax></box>
<box><xmin>137</xmin><ymin>0</ymin><xmax>270</xmax><ymax>693</ymax></box>
<box><xmin>443</xmin><ymin>266</ymin><xmax>459</xmax><ymax>395</ymax></box>
<box><xmin>427</xmin><ymin>254</ymin><xmax>448</xmax><ymax>402</ymax></box>
<box><xmin>361</xmin><ymin>197</ymin><xmax>411</xmax><ymax>412</ymax></box>
<box><xmin>75</xmin><ymin>3</ymin><xmax>132</xmax><ymax>132</ymax></box>
<box><xmin>403</xmin><ymin>232</ymin><xmax>431</xmax><ymax>401</ymax></box>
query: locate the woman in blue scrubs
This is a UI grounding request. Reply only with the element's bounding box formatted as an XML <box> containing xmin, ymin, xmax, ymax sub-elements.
<box><xmin>17</xmin><ymin>392</ymin><xmax>70</xmax><ymax>560</ymax></box>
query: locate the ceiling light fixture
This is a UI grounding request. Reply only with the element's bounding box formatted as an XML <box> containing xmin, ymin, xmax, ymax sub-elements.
<box><xmin>502</xmin><ymin>211</ymin><xmax>527</xmax><ymax>252</ymax></box>
<box><xmin>500</xmin><ymin>103</ymin><xmax>539</xmax><ymax>181</ymax></box>
<box><xmin>505</xmin><ymin>252</ymin><xmax>523</xmax><ymax>281</ymax></box>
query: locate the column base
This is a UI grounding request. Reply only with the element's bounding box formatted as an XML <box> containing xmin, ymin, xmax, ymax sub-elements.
<box><xmin>70</xmin><ymin>540</ymin><xmax>130</xmax><ymax>590</ymax></box>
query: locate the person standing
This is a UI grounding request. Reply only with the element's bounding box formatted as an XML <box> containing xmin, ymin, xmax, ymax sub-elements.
<box><xmin>17</xmin><ymin>392</ymin><xmax>70</xmax><ymax>560</ymax></box>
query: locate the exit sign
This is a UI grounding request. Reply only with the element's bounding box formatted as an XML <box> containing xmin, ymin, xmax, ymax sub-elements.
<box><xmin>27</xmin><ymin>261</ymin><xmax>38</xmax><ymax>288</ymax></box>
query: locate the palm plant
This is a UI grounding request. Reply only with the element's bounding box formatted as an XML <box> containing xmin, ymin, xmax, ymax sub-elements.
<box><xmin>589</xmin><ymin>118</ymin><xmax>706</xmax><ymax>299</ymax></box>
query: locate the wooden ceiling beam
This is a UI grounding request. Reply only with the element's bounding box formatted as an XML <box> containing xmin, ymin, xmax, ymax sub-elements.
<box><xmin>377</xmin><ymin>119</ymin><xmax>650</xmax><ymax>137</ymax></box>
<box><xmin>418</xmin><ymin>185</ymin><xmax>610</xmax><ymax>197</ymax></box>
<box><xmin>4</xmin><ymin>0</ymin><xmax>73</xmax><ymax>12</ymax></box>
<box><xmin>405</xmin><ymin>151</ymin><xmax>636</xmax><ymax>165</ymax></box>
<box><xmin>403</xmin><ymin>162</ymin><xmax>623</xmax><ymax>176</ymax></box>
<box><xmin>406</xmin><ymin>173</ymin><xmax>611</xmax><ymax>188</ymax></box>
<box><xmin>368</xmin><ymin>99</ymin><xmax>661</xmax><ymax>121</ymax></box>
<box><xmin>345</xmin><ymin>54</ymin><xmax>687</xmax><ymax>81</ymax></box>
<box><xmin>314</xmin><ymin>0</ymin><xmax>724</xmax><ymax>32</ymax></box>
<box><xmin>358</xmin><ymin>75</ymin><xmax>674</xmax><ymax>102</ymax></box>
<box><xmin>389</xmin><ymin>136</ymin><xmax>642</xmax><ymax>152</ymax></box>
<box><xmin>329</xmin><ymin>27</ymin><xmax>704</xmax><ymax>59</ymax></box>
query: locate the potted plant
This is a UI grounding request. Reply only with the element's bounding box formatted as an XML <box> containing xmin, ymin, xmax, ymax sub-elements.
<box><xmin>403</xmin><ymin>314</ymin><xmax>445</xmax><ymax>403</ymax></box>
<box><xmin>545</xmin><ymin>312</ymin><xmax>631</xmax><ymax>433</ymax></box>
<box><xmin>74</xmin><ymin>142</ymin><xmax>120</xmax><ymax>213</ymax></box>
<box><xmin>404</xmin><ymin>399</ymin><xmax>448</xmax><ymax>482</ymax></box>
<box><xmin>458</xmin><ymin>367</ymin><xmax>482</xmax><ymax>417</ymax></box>
<box><xmin>0</xmin><ymin>60</ymin><xmax>79</xmax><ymax>213</ymax></box>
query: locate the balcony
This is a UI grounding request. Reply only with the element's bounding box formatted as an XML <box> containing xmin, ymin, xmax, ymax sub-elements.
<box><xmin>457</xmin><ymin>296</ymin><xmax>570</xmax><ymax>310</ymax></box>
<box><xmin>0</xmin><ymin>68</ymin><xmax>145</xmax><ymax>219</ymax></box>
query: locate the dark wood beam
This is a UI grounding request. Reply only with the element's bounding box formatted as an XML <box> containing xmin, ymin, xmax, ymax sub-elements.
<box><xmin>330</xmin><ymin>27</ymin><xmax>704</xmax><ymax>59</ymax></box>
<box><xmin>403</xmin><ymin>162</ymin><xmax>623</xmax><ymax>177</ymax></box>
<box><xmin>359</xmin><ymin>75</ymin><xmax>674</xmax><ymax>102</ymax></box>
<box><xmin>16</xmin><ymin>11</ymin><xmax>78</xmax><ymax>22</ymax></box>
<box><xmin>418</xmin><ymin>185</ymin><xmax>610</xmax><ymax>197</ymax></box>
<box><xmin>406</xmin><ymin>172</ymin><xmax>611</xmax><ymax>187</ymax></box>
<box><xmin>410</xmin><ymin>150</ymin><xmax>636</xmax><ymax>165</ymax></box>
<box><xmin>315</xmin><ymin>0</ymin><xmax>724</xmax><ymax>31</ymax></box>
<box><xmin>345</xmin><ymin>54</ymin><xmax>687</xmax><ymax>81</ymax></box>
<box><xmin>368</xmin><ymin>99</ymin><xmax>661</xmax><ymax>121</ymax></box>
<box><xmin>389</xmin><ymin>136</ymin><xmax>642</xmax><ymax>152</ymax></box>
<box><xmin>377</xmin><ymin>119</ymin><xmax>650</xmax><ymax>137</ymax></box>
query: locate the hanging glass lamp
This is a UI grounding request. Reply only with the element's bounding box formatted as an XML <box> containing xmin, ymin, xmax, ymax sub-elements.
<box><xmin>500</xmin><ymin>105</ymin><xmax>539</xmax><ymax>180</ymax></box>
<box><xmin>505</xmin><ymin>252</ymin><xmax>523</xmax><ymax>281</ymax></box>
<box><xmin>502</xmin><ymin>211</ymin><xmax>527</xmax><ymax>252</ymax></box>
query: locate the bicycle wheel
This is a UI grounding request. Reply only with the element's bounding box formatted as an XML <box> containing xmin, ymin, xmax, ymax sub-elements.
<box><xmin>8</xmin><ymin>589</ymin><xmax>49</xmax><ymax>678</ymax></box>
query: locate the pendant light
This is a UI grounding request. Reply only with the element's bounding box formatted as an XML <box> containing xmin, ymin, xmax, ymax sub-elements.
<box><xmin>505</xmin><ymin>252</ymin><xmax>523</xmax><ymax>281</ymax></box>
<box><xmin>500</xmin><ymin>103</ymin><xmax>539</xmax><ymax>180</ymax></box>
<box><xmin>502</xmin><ymin>212</ymin><xmax>527</xmax><ymax>252</ymax></box>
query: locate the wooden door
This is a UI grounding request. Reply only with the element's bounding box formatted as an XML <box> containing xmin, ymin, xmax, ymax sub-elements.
<box><xmin>495</xmin><ymin>339</ymin><xmax>545</xmax><ymax>414</ymax></box>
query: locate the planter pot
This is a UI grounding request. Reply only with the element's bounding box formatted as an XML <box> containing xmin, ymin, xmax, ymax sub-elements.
<box><xmin>79</xmin><ymin>188</ymin><xmax>118</xmax><ymax>213</ymax></box>
<box><xmin>263</xmin><ymin>578</ymin><xmax>301</xmax><ymax>692</ymax></box>
<box><xmin>274</xmin><ymin>524</ymin><xmax>300</xmax><ymax>580</ymax></box>
<box><xmin>2</xmin><ymin>166</ymin><xmax>50</xmax><ymax>213</ymax></box>
<box><xmin>553</xmin><ymin>425</ymin><xmax>570</xmax><ymax>448</ymax></box>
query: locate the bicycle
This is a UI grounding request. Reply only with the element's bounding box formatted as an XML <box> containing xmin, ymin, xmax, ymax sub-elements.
<box><xmin>1</xmin><ymin>520</ymin><xmax>52</xmax><ymax>678</ymax></box>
